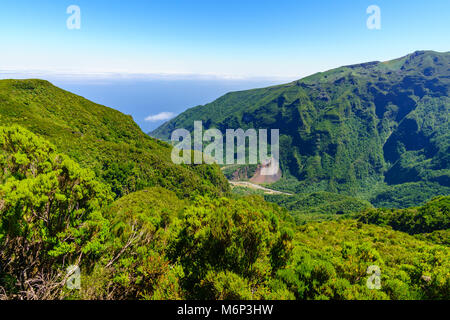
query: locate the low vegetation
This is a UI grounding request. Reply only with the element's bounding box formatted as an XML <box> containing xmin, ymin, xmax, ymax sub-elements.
<box><xmin>1</xmin><ymin>125</ymin><xmax>448</xmax><ymax>300</ymax></box>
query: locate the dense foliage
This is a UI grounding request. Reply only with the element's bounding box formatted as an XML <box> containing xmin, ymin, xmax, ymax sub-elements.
<box><xmin>356</xmin><ymin>196</ymin><xmax>449</xmax><ymax>235</ymax></box>
<box><xmin>288</xmin><ymin>220</ymin><xmax>449</xmax><ymax>300</ymax></box>
<box><xmin>0</xmin><ymin>126</ymin><xmax>112</xmax><ymax>298</ymax></box>
<box><xmin>169</xmin><ymin>195</ymin><xmax>293</xmax><ymax>299</ymax></box>
<box><xmin>265</xmin><ymin>191</ymin><xmax>372</xmax><ymax>224</ymax></box>
<box><xmin>1</xmin><ymin>125</ymin><xmax>448</xmax><ymax>300</ymax></box>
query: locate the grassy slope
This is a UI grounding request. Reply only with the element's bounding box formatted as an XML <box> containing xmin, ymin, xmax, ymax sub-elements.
<box><xmin>0</xmin><ymin>79</ymin><xmax>230</xmax><ymax>198</ymax></box>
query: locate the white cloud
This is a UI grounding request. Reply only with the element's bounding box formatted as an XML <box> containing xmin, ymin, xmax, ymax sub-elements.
<box><xmin>145</xmin><ymin>112</ymin><xmax>176</xmax><ymax>122</ymax></box>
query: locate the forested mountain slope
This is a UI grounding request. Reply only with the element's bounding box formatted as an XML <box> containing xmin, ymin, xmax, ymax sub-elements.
<box><xmin>152</xmin><ymin>51</ymin><xmax>450</xmax><ymax>207</ymax></box>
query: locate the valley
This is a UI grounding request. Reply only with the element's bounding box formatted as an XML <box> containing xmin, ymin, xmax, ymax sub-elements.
<box><xmin>152</xmin><ymin>51</ymin><xmax>450</xmax><ymax>209</ymax></box>
<box><xmin>0</xmin><ymin>51</ymin><xmax>449</xmax><ymax>300</ymax></box>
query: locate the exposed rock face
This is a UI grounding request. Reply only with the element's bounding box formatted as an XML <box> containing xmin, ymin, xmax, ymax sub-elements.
<box><xmin>250</xmin><ymin>158</ymin><xmax>282</xmax><ymax>184</ymax></box>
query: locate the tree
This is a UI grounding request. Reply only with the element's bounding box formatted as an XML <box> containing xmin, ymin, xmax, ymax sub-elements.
<box><xmin>0</xmin><ymin>126</ymin><xmax>112</xmax><ymax>299</ymax></box>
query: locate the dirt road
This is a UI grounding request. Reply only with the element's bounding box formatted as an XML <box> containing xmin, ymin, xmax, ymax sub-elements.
<box><xmin>229</xmin><ymin>181</ymin><xmax>293</xmax><ymax>196</ymax></box>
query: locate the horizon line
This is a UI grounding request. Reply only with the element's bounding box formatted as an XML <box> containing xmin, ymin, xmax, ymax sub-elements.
<box><xmin>0</xmin><ymin>68</ymin><xmax>301</xmax><ymax>83</ymax></box>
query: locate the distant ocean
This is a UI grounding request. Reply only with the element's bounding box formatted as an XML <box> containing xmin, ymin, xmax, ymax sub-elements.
<box><xmin>0</xmin><ymin>72</ymin><xmax>288</xmax><ymax>133</ymax></box>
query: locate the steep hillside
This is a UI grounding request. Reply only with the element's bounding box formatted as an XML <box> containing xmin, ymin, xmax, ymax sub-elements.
<box><xmin>0</xmin><ymin>79</ymin><xmax>229</xmax><ymax>198</ymax></box>
<box><xmin>152</xmin><ymin>51</ymin><xmax>450</xmax><ymax>207</ymax></box>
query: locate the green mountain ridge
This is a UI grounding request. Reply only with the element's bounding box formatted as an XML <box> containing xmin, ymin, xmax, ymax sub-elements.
<box><xmin>151</xmin><ymin>50</ymin><xmax>450</xmax><ymax>207</ymax></box>
<box><xmin>0</xmin><ymin>79</ymin><xmax>230</xmax><ymax>199</ymax></box>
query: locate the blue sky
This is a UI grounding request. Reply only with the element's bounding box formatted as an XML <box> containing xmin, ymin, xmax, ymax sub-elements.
<box><xmin>1</xmin><ymin>0</ymin><xmax>449</xmax><ymax>78</ymax></box>
<box><xmin>0</xmin><ymin>1</ymin><xmax>449</xmax><ymax>132</ymax></box>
